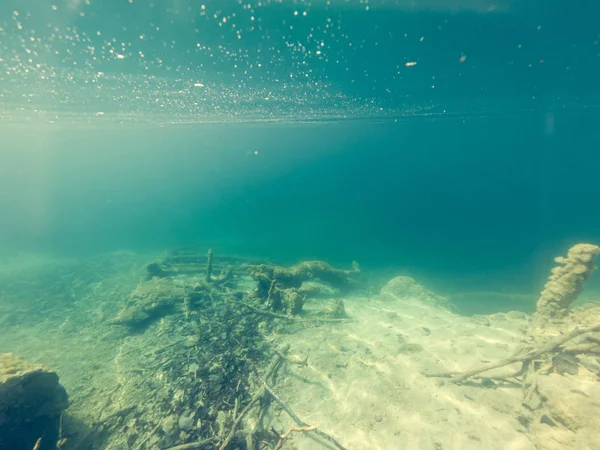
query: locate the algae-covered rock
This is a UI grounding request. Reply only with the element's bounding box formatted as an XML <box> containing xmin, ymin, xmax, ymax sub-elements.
<box><xmin>380</xmin><ymin>276</ymin><xmax>454</xmax><ymax>310</ymax></box>
<box><xmin>146</xmin><ymin>261</ymin><xmax>169</xmax><ymax>279</ymax></box>
<box><xmin>0</xmin><ymin>353</ymin><xmax>69</xmax><ymax>450</ymax></box>
<box><xmin>108</xmin><ymin>277</ymin><xmax>184</xmax><ymax>326</ymax></box>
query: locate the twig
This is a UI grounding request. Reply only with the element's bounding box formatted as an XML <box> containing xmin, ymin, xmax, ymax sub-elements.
<box><xmin>165</xmin><ymin>437</ymin><xmax>218</xmax><ymax>450</ymax></box>
<box><xmin>274</xmin><ymin>424</ymin><xmax>319</xmax><ymax>450</ymax></box>
<box><xmin>206</xmin><ymin>249</ymin><xmax>213</xmax><ymax>282</ymax></box>
<box><xmin>56</xmin><ymin>412</ymin><xmax>67</xmax><ymax>448</ymax></box>
<box><xmin>427</xmin><ymin>324</ymin><xmax>600</xmax><ymax>383</ymax></box>
<box><xmin>261</xmin><ymin>380</ymin><xmax>347</xmax><ymax>450</ymax></box>
<box><xmin>562</xmin><ymin>342</ymin><xmax>600</xmax><ymax>353</ymax></box>
<box><xmin>238</xmin><ymin>301</ymin><xmax>353</xmax><ymax>323</ymax></box>
<box><xmin>275</xmin><ymin>350</ymin><xmax>308</xmax><ymax>366</ymax></box>
<box><xmin>232</xmin><ymin>397</ymin><xmax>239</xmax><ymax>422</ymax></box>
<box><xmin>133</xmin><ymin>419</ymin><xmax>163</xmax><ymax>450</ymax></box>
<box><xmin>218</xmin><ymin>345</ymin><xmax>290</xmax><ymax>450</ymax></box>
<box><xmin>269</xmin><ymin>426</ymin><xmax>282</xmax><ymax>440</ymax></box>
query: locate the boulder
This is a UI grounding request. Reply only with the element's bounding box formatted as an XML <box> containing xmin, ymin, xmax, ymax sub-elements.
<box><xmin>0</xmin><ymin>353</ymin><xmax>69</xmax><ymax>450</ymax></box>
<box><xmin>380</xmin><ymin>276</ymin><xmax>455</xmax><ymax>311</ymax></box>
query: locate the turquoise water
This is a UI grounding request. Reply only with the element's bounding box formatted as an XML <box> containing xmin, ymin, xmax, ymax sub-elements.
<box><xmin>2</xmin><ymin>2</ymin><xmax>600</xmax><ymax>449</ymax></box>
<box><xmin>3</xmin><ymin>114</ymin><xmax>600</xmax><ymax>310</ymax></box>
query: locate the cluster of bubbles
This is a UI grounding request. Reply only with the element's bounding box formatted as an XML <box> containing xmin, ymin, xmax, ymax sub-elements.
<box><xmin>1</xmin><ymin>0</ymin><xmax>418</xmax><ymax>123</ymax></box>
<box><xmin>3</xmin><ymin>0</ymin><xmax>583</xmax><ymax>124</ymax></box>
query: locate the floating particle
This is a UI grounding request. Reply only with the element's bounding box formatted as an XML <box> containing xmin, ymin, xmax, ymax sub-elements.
<box><xmin>405</xmin><ymin>61</ymin><xmax>417</xmax><ymax>67</ymax></box>
<box><xmin>194</xmin><ymin>83</ymin><xmax>204</xmax><ymax>87</ymax></box>
<box><xmin>459</xmin><ymin>55</ymin><xmax>467</xmax><ymax>63</ymax></box>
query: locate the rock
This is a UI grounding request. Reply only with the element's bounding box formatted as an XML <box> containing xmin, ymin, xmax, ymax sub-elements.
<box><xmin>161</xmin><ymin>414</ymin><xmax>179</xmax><ymax>447</ymax></box>
<box><xmin>0</xmin><ymin>353</ymin><xmax>69</xmax><ymax>450</ymax></box>
<box><xmin>380</xmin><ymin>276</ymin><xmax>454</xmax><ymax>310</ymax></box>
<box><xmin>146</xmin><ymin>261</ymin><xmax>169</xmax><ymax>279</ymax></box>
<box><xmin>178</xmin><ymin>410</ymin><xmax>195</xmax><ymax>432</ymax></box>
<box><xmin>108</xmin><ymin>277</ymin><xmax>183</xmax><ymax>326</ymax></box>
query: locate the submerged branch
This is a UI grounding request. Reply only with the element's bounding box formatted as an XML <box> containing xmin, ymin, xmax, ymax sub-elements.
<box><xmin>426</xmin><ymin>324</ymin><xmax>600</xmax><ymax>383</ymax></box>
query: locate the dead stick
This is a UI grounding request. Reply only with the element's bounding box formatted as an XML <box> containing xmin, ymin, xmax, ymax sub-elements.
<box><xmin>238</xmin><ymin>301</ymin><xmax>353</xmax><ymax>323</ymax></box>
<box><xmin>428</xmin><ymin>324</ymin><xmax>600</xmax><ymax>383</ymax></box>
<box><xmin>165</xmin><ymin>437</ymin><xmax>218</xmax><ymax>450</ymax></box>
<box><xmin>562</xmin><ymin>342</ymin><xmax>600</xmax><ymax>353</ymax></box>
<box><xmin>206</xmin><ymin>249</ymin><xmax>213</xmax><ymax>282</ymax></box>
<box><xmin>134</xmin><ymin>420</ymin><xmax>163</xmax><ymax>450</ymax></box>
<box><xmin>261</xmin><ymin>380</ymin><xmax>347</xmax><ymax>450</ymax></box>
<box><xmin>218</xmin><ymin>345</ymin><xmax>290</xmax><ymax>450</ymax></box>
<box><xmin>275</xmin><ymin>424</ymin><xmax>319</xmax><ymax>450</ymax></box>
<box><xmin>275</xmin><ymin>350</ymin><xmax>308</xmax><ymax>366</ymax></box>
<box><xmin>452</xmin><ymin>325</ymin><xmax>600</xmax><ymax>382</ymax></box>
<box><xmin>585</xmin><ymin>333</ymin><xmax>600</xmax><ymax>344</ymax></box>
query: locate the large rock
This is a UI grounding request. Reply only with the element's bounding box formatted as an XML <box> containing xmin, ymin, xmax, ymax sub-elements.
<box><xmin>380</xmin><ymin>276</ymin><xmax>455</xmax><ymax>310</ymax></box>
<box><xmin>0</xmin><ymin>353</ymin><xmax>69</xmax><ymax>450</ymax></box>
<box><xmin>107</xmin><ymin>277</ymin><xmax>185</xmax><ymax>326</ymax></box>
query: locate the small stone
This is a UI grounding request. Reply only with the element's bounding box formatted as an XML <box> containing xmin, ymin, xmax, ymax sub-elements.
<box><xmin>184</xmin><ymin>336</ymin><xmax>199</xmax><ymax>347</ymax></box>
<box><xmin>178</xmin><ymin>411</ymin><xmax>195</xmax><ymax>432</ymax></box>
<box><xmin>162</xmin><ymin>414</ymin><xmax>180</xmax><ymax>446</ymax></box>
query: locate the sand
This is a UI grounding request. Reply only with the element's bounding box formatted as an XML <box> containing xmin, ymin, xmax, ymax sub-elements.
<box><xmin>265</xmin><ymin>291</ymin><xmax>533</xmax><ymax>450</ymax></box>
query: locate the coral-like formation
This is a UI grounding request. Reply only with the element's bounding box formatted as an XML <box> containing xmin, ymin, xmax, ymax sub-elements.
<box><xmin>0</xmin><ymin>353</ymin><xmax>69</xmax><ymax>450</ymax></box>
<box><xmin>533</xmin><ymin>243</ymin><xmax>600</xmax><ymax>333</ymax></box>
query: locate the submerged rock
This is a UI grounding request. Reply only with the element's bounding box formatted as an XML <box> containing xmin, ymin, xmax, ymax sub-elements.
<box><xmin>0</xmin><ymin>353</ymin><xmax>69</xmax><ymax>450</ymax></box>
<box><xmin>107</xmin><ymin>277</ymin><xmax>184</xmax><ymax>326</ymax></box>
<box><xmin>178</xmin><ymin>410</ymin><xmax>195</xmax><ymax>431</ymax></box>
<box><xmin>146</xmin><ymin>261</ymin><xmax>169</xmax><ymax>279</ymax></box>
<box><xmin>380</xmin><ymin>276</ymin><xmax>455</xmax><ymax>310</ymax></box>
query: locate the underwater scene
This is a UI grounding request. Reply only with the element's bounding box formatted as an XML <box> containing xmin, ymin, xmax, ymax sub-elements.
<box><xmin>2</xmin><ymin>0</ymin><xmax>600</xmax><ymax>449</ymax></box>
